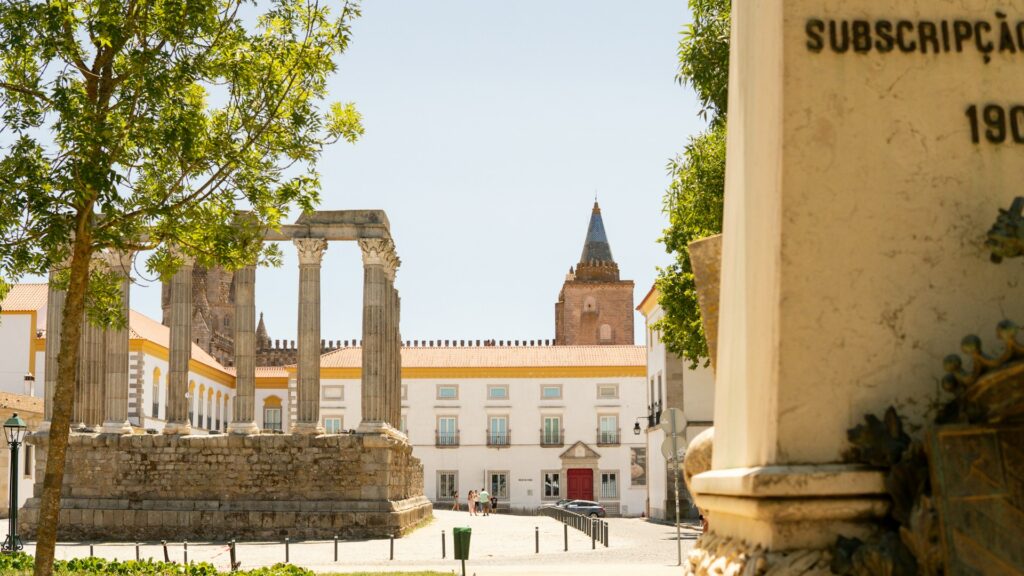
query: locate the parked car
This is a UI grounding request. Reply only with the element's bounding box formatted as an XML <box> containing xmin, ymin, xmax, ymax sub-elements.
<box><xmin>564</xmin><ymin>500</ymin><xmax>606</xmax><ymax>518</ymax></box>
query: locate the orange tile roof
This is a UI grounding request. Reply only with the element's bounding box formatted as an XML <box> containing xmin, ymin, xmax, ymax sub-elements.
<box><xmin>128</xmin><ymin>310</ymin><xmax>230</xmax><ymax>374</ymax></box>
<box><xmin>319</xmin><ymin>345</ymin><xmax>646</xmax><ymax>368</ymax></box>
<box><xmin>224</xmin><ymin>366</ymin><xmax>290</xmax><ymax>378</ymax></box>
<box><xmin>1</xmin><ymin>283</ymin><xmax>48</xmax><ymax>313</ymax></box>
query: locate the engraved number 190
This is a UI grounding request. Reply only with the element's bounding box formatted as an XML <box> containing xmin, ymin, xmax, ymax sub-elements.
<box><xmin>966</xmin><ymin>104</ymin><xmax>1024</xmax><ymax>144</ymax></box>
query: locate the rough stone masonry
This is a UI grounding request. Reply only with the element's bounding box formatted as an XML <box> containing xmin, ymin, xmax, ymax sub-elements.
<box><xmin>19</xmin><ymin>432</ymin><xmax>431</xmax><ymax>541</ymax></box>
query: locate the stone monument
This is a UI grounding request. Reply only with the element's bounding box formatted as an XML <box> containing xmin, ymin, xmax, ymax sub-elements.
<box><xmin>21</xmin><ymin>210</ymin><xmax>432</xmax><ymax>540</ymax></box>
<box><xmin>688</xmin><ymin>0</ymin><xmax>1024</xmax><ymax>573</ymax></box>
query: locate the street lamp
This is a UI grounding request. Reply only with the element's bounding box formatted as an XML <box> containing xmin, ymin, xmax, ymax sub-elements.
<box><xmin>2</xmin><ymin>413</ymin><xmax>28</xmax><ymax>552</ymax></box>
<box><xmin>22</xmin><ymin>373</ymin><xmax>33</xmax><ymax>397</ymax></box>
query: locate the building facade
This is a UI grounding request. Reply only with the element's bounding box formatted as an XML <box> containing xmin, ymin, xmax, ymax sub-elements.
<box><xmin>637</xmin><ymin>285</ymin><xmax>714</xmax><ymax>520</ymax></box>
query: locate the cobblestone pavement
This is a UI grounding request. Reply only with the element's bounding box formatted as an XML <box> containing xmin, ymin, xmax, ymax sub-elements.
<box><xmin>4</xmin><ymin>509</ymin><xmax>701</xmax><ymax>575</ymax></box>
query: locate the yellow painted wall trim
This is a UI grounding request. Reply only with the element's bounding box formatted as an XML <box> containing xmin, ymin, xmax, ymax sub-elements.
<box><xmin>320</xmin><ymin>365</ymin><xmax>645</xmax><ymax>379</ymax></box>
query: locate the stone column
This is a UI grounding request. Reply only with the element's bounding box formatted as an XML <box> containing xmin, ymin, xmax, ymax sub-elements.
<box><xmin>163</xmin><ymin>251</ymin><xmax>194</xmax><ymax>435</ymax></box>
<box><xmin>101</xmin><ymin>250</ymin><xmax>134</xmax><ymax>434</ymax></box>
<box><xmin>228</xmin><ymin>264</ymin><xmax>260</xmax><ymax>434</ymax></box>
<box><xmin>357</xmin><ymin>238</ymin><xmax>399</xmax><ymax>433</ymax></box>
<box><xmin>78</xmin><ymin>282</ymin><xmax>106</xmax><ymax>429</ymax></box>
<box><xmin>391</xmin><ymin>288</ymin><xmax>403</xmax><ymax>428</ymax></box>
<box><xmin>41</xmin><ymin>267</ymin><xmax>67</xmax><ymax>431</ymax></box>
<box><xmin>291</xmin><ymin>238</ymin><xmax>327</xmax><ymax>435</ymax></box>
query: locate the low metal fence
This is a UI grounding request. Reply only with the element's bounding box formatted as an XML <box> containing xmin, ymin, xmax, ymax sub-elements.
<box><xmin>537</xmin><ymin>506</ymin><xmax>608</xmax><ymax>547</ymax></box>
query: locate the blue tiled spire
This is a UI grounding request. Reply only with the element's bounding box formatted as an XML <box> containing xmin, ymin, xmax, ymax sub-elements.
<box><xmin>579</xmin><ymin>201</ymin><xmax>614</xmax><ymax>264</ymax></box>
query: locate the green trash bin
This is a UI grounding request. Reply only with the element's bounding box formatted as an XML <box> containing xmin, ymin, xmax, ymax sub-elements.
<box><xmin>453</xmin><ymin>526</ymin><xmax>472</xmax><ymax>560</ymax></box>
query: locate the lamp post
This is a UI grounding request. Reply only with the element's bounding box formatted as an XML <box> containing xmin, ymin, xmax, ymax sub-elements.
<box><xmin>22</xmin><ymin>373</ymin><xmax>33</xmax><ymax>397</ymax></box>
<box><xmin>2</xmin><ymin>413</ymin><xmax>28</xmax><ymax>552</ymax></box>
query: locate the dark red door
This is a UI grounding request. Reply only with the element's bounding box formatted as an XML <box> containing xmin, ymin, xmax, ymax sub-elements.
<box><xmin>567</xmin><ymin>468</ymin><xmax>593</xmax><ymax>500</ymax></box>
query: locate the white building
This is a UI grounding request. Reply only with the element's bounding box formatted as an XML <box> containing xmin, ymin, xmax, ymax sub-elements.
<box><xmin>637</xmin><ymin>285</ymin><xmax>715</xmax><ymax>520</ymax></box>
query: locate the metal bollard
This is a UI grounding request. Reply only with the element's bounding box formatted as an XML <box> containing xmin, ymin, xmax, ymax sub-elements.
<box><xmin>535</xmin><ymin>526</ymin><xmax>539</xmax><ymax>554</ymax></box>
<box><xmin>389</xmin><ymin>534</ymin><xmax>394</xmax><ymax>560</ymax></box>
<box><xmin>89</xmin><ymin>544</ymin><xmax>93</xmax><ymax>557</ymax></box>
<box><xmin>441</xmin><ymin>530</ymin><xmax>446</xmax><ymax>559</ymax></box>
<box><xmin>136</xmin><ymin>543</ymin><xmax>140</xmax><ymax>561</ymax></box>
<box><xmin>229</xmin><ymin>540</ymin><xmax>238</xmax><ymax>572</ymax></box>
<box><xmin>334</xmin><ymin>535</ymin><xmax>338</xmax><ymax>562</ymax></box>
<box><xmin>184</xmin><ymin>540</ymin><xmax>188</xmax><ymax>565</ymax></box>
<box><xmin>285</xmin><ymin>537</ymin><xmax>289</xmax><ymax>563</ymax></box>
<box><xmin>162</xmin><ymin>540</ymin><xmax>169</xmax><ymax>562</ymax></box>
<box><xmin>591</xmin><ymin>519</ymin><xmax>596</xmax><ymax>549</ymax></box>
<box><xmin>604</xmin><ymin>521</ymin><xmax>609</xmax><ymax>547</ymax></box>
<box><xmin>563</xmin><ymin>523</ymin><xmax>568</xmax><ymax>551</ymax></box>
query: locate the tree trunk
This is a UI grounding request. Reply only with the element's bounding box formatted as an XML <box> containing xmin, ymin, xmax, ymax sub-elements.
<box><xmin>33</xmin><ymin>212</ymin><xmax>93</xmax><ymax>576</ymax></box>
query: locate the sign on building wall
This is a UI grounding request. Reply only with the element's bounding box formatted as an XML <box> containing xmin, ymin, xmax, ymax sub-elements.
<box><xmin>631</xmin><ymin>447</ymin><xmax>647</xmax><ymax>486</ymax></box>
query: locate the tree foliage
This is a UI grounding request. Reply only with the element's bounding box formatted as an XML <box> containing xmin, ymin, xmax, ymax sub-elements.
<box><xmin>0</xmin><ymin>0</ymin><xmax>363</xmax><ymax>573</ymax></box>
<box><xmin>655</xmin><ymin>0</ymin><xmax>730</xmax><ymax>366</ymax></box>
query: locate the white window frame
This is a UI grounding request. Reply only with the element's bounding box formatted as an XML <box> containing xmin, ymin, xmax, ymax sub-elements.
<box><xmin>600</xmin><ymin>471</ymin><xmax>619</xmax><ymax>499</ymax></box>
<box><xmin>598</xmin><ymin>414</ymin><xmax>619</xmax><ymax>444</ymax></box>
<box><xmin>541</xmin><ymin>384</ymin><xmax>562</xmax><ymax>400</ymax></box>
<box><xmin>487</xmin><ymin>470</ymin><xmax>510</xmax><ymax>499</ymax></box>
<box><xmin>437</xmin><ymin>384</ymin><xmax>459</xmax><ymax>400</ymax></box>
<box><xmin>437</xmin><ymin>416</ymin><xmax>458</xmax><ymax>446</ymax></box>
<box><xmin>542</xmin><ymin>471</ymin><xmax>561</xmax><ymax>499</ymax></box>
<box><xmin>438</xmin><ymin>470</ymin><xmax>458</xmax><ymax>501</ymax></box>
<box><xmin>263</xmin><ymin>407</ymin><xmax>282</xmax><ymax>432</ymax></box>
<box><xmin>487</xmin><ymin>384</ymin><xmax>509</xmax><ymax>400</ymax></box>
<box><xmin>542</xmin><ymin>415</ymin><xmax>562</xmax><ymax>445</ymax></box>
<box><xmin>324</xmin><ymin>416</ymin><xmax>343</xmax><ymax>434</ymax></box>
<box><xmin>597</xmin><ymin>383</ymin><xmax>618</xmax><ymax>399</ymax></box>
<box><xmin>488</xmin><ymin>415</ymin><xmax>509</xmax><ymax>445</ymax></box>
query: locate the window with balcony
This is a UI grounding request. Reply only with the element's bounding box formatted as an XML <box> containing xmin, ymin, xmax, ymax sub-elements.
<box><xmin>543</xmin><ymin>471</ymin><xmax>560</xmax><ymax>499</ymax></box>
<box><xmin>541</xmin><ymin>416</ymin><xmax>562</xmax><ymax>446</ymax></box>
<box><xmin>541</xmin><ymin>385</ymin><xmax>562</xmax><ymax>400</ymax></box>
<box><xmin>437</xmin><ymin>384</ymin><xmax>458</xmax><ymax>400</ymax></box>
<box><xmin>600</xmin><ymin>471</ymin><xmax>618</xmax><ymax>499</ymax></box>
<box><xmin>488</xmin><ymin>416</ymin><xmax>509</xmax><ymax>446</ymax></box>
<box><xmin>598</xmin><ymin>415</ymin><xmax>619</xmax><ymax>445</ymax></box>
<box><xmin>324</xmin><ymin>417</ymin><xmax>343</xmax><ymax>434</ymax></box>
<box><xmin>487</xmin><ymin>385</ymin><xmax>508</xmax><ymax>400</ymax></box>
<box><xmin>436</xmin><ymin>416</ymin><xmax>459</xmax><ymax>447</ymax></box>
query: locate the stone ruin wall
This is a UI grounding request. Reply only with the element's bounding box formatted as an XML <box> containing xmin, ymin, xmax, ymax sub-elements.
<box><xmin>20</xmin><ymin>432</ymin><xmax>430</xmax><ymax>541</ymax></box>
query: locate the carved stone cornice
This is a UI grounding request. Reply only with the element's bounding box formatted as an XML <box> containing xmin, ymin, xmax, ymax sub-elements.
<box><xmin>359</xmin><ymin>238</ymin><xmax>400</xmax><ymax>273</ymax></box>
<box><xmin>293</xmin><ymin>237</ymin><xmax>328</xmax><ymax>266</ymax></box>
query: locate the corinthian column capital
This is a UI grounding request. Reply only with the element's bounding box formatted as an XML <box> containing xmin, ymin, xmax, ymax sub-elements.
<box><xmin>359</xmin><ymin>238</ymin><xmax>400</xmax><ymax>274</ymax></box>
<box><xmin>294</xmin><ymin>237</ymin><xmax>328</xmax><ymax>266</ymax></box>
<box><xmin>102</xmin><ymin>249</ymin><xmax>135</xmax><ymax>276</ymax></box>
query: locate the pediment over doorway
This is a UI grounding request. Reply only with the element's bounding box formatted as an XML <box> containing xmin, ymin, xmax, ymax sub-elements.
<box><xmin>560</xmin><ymin>441</ymin><xmax>601</xmax><ymax>461</ymax></box>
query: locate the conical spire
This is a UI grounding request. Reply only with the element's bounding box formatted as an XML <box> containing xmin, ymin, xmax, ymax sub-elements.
<box><xmin>256</xmin><ymin>312</ymin><xmax>269</xmax><ymax>348</ymax></box>
<box><xmin>579</xmin><ymin>201</ymin><xmax>614</xmax><ymax>264</ymax></box>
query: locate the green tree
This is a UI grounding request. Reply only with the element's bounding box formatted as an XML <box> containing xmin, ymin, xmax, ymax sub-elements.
<box><xmin>0</xmin><ymin>0</ymin><xmax>364</xmax><ymax>573</ymax></box>
<box><xmin>655</xmin><ymin>0</ymin><xmax>730</xmax><ymax>366</ymax></box>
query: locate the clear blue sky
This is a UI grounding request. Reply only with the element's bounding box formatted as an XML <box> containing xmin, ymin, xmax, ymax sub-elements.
<box><xmin>128</xmin><ymin>0</ymin><xmax>705</xmax><ymax>344</ymax></box>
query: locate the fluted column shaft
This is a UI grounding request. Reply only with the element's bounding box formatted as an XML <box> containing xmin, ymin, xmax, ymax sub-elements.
<box><xmin>164</xmin><ymin>253</ymin><xmax>194</xmax><ymax>435</ymax></box>
<box><xmin>42</xmin><ymin>268</ymin><xmax>66</xmax><ymax>429</ymax></box>
<box><xmin>390</xmin><ymin>287</ymin><xmax>402</xmax><ymax>428</ymax></box>
<box><xmin>229</xmin><ymin>265</ymin><xmax>260</xmax><ymax>434</ymax></box>
<box><xmin>293</xmin><ymin>238</ymin><xmax>327</xmax><ymax>434</ymax></box>
<box><xmin>102</xmin><ymin>250</ymin><xmax>133</xmax><ymax>433</ymax></box>
<box><xmin>359</xmin><ymin>239</ymin><xmax>399</xmax><ymax>432</ymax></box>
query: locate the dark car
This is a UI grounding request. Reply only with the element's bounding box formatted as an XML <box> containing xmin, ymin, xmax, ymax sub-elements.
<box><xmin>564</xmin><ymin>499</ymin><xmax>606</xmax><ymax>518</ymax></box>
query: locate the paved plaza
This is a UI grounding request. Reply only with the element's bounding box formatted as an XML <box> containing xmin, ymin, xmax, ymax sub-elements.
<box><xmin>1</xmin><ymin>510</ymin><xmax>699</xmax><ymax>575</ymax></box>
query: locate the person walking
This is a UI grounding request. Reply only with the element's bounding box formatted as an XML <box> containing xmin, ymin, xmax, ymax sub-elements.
<box><xmin>468</xmin><ymin>490</ymin><xmax>477</xmax><ymax>516</ymax></box>
<box><xmin>479</xmin><ymin>487</ymin><xmax>491</xmax><ymax>516</ymax></box>
<box><xmin>451</xmin><ymin>490</ymin><xmax>459</xmax><ymax>512</ymax></box>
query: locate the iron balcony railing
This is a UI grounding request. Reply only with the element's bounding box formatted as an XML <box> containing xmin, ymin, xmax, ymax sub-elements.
<box><xmin>596</xmin><ymin>428</ymin><xmax>621</xmax><ymax>445</ymax></box>
<box><xmin>540</xmin><ymin>428</ymin><xmax>564</xmax><ymax>447</ymax></box>
<box><xmin>435</xmin><ymin>430</ymin><xmax>460</xmax><ymax>447</ymax></box>
<box><xmin>487</xmin><ymin>429</ymin><xmax>511</xmax><ymax>447</ymax></box>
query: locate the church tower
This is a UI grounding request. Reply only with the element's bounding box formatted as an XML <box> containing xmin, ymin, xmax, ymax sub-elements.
<box><xmin>554</xmin><ymin>202</ymin><xmax>634</xmax><ymax>345</ymax></box>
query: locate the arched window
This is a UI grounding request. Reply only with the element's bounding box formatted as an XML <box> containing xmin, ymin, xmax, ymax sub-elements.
<box><xmin>599</xmin><ymin>323</ymin><xmax>612</xmax><ymax>342</ymax></box>
<box><xmin>151</xmin><ymin>367</ymin><xmax>162</xmax><ymax>419</ymax></box>
<box><xmin>207</xmin><ymin>389</ymin><xmax>213</xmax><ymax>430</ymax></box>
<box><xmin>199</xmin><ymin>384</ymin><xmax>207</xmax><ymax>428</ymax></box>
<box><xmin>262</xmin><ymin>395</ymin><xmax>283</xmax><ymax>432</ymax></box>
